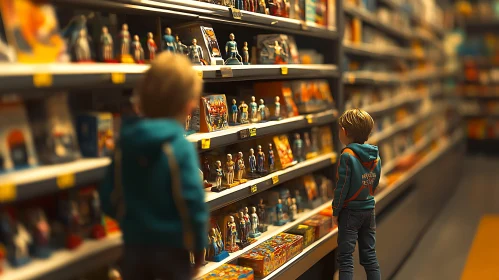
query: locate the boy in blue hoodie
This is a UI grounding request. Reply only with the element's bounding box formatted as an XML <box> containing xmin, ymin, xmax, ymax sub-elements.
<box><xmin>333</xmin><ymin>109</ymin><xmax>381</xmax><ymax>280</ymax></box>
<box><xmin>99</xmin><ymin>52</ymin><xmax>207</xmax><ymax>280</ymax></box>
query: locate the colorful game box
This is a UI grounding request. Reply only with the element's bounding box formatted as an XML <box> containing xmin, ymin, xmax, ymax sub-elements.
<box><xmin>200</xmin><ymin>94</ymin><xmax>229</xmax><ymax>133</ymax></box>
<box><xmin>273</xmin><ymin>134</ymin><xmax>295</xmax><ymax>169</ymax></box>
<box><xmin>290</xmin><ymin>80</ymin><xmax>334</xmax><ymax>114</ymax></box>
<box><xmin>302</xmin><ymin>214</ymin><xmax>333</xmax><ymax>240</ymax></box>
<box><xmin>272</xmin><ymin>232</ymin><xmax>304</xmax><ymax>260</ymax></box>
<box><xmin>174</xmin><ymin>23</ymin><xmax>224</xmax><ymax>65</ymax></box>
<box><xmin>76</xmin><ymin>112</ymin><xmax>114</xmax><ymax>158</ymax></box>
<box><xmin>253</xmin><ymin>81</ymin><xmax>299</xmax><ymax>118</ymax></box>
<box><xmin>255</xmin><ymin>34</ymin><xmax>300</xmax><ymax>64</ymax></box>
<box><xmin>287</xmin><ymin>224</ymin><xmax>316</xmax><ymax>248</ymax></box>
<box><xmin>238</xmin><ymin>241</ymin><xmax>284</xmax><ymax>277</ymax></box>
<box><xmin>200</xmin><ymin>264</ymin><xmax>254</xmax><ymax>280</ymax></box>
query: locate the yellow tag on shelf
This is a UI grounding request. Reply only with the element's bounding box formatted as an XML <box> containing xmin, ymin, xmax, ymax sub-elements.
<box><xmin>272</xmin><ymin>175</ymin><xmax>279</xmax><ymax>184</ymax></box>
<box><xmin>33</xmin><ymin>73</ymin><xmax>53</xmax><ymax>87</ymax></box>
<box><xmin>249</xmin><ymin>128</ymin><xmax>257</xmax><ymax>137</ymax></box>
<box><xmin>197</xmin><ymin>70</ymin><xmax>203</xmax><ymax>79</ymax></box>
<box><xmin>281</xmin><ymin>67</ymin><xmax>288</xmax><ymax>75</ymax></box>
<box><xmin>306</xmin><ymin>115</ymin><xmax>313</xmax><ymax>124</ymax></box>
<box><xmin>347</xmin><ymin>73</ymin><xmax>355</xmax><ymax>84</ymax></box>
<box><xmin>0</xmin><ymin>183</ymin><xmax>16</xmax><ymax>202</ymax></box>
<box><xmin>57</xmin><ymin>173</ymin><xmax>75</xmax><ymax>190</ymax></box>
<box><xmin>111</xmin><ymin>73</ymin><xmax>126</xmax><ymax>84</ymax></box>
<box><xmin>297</xmin><ymin>225</ymin><xmax>308</xmax><ymax>230</ymax></box>
<box><xmin>201</xmin><ymin>139</ymin><xmax>211</xmax><ymax>150</ymax></box>
<box><xmin>250</xmin><ymin>185</ymin><xmax>258</xmax><ymax>193</ymax></box>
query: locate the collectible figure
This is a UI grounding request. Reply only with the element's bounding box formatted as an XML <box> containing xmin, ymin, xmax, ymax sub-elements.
<box><xmin>258</xmin><ymin>0</ymin><xmax>269</xmax><ymax>14</ymax></box>
<box><xmin>250</xmin><ymin>96</ymin><xmax>258</xmax><ymax>123</ymax></box>
<box><xmin>257</xmin><ymin>99</ymin><xmax>268</xmax><ymax>122</ymax></box>
<box><xmin>293</xmin><ymin>133</ymin><xmax>304</xmax><ymax>162</ymax></box>
<box><xmin>175</xmin><ymin>35</ymin><xmax>188</xmax><ymax>54</ymax></box>
<box><xmin>147</xmin><ymin>32</ymin><xmax>157</xmax><ymax>60</ymax></box>
<box><xmin>273</xmin><ymin>96</ymin><xmax>282</xmax><ymax>120</ymax></box>
<box><xmin>163</xmin><ymin>27</ymin><xmax>176</xmax><ymax>52</ymax></box>
<box><xmin>242</xmin><ymin>42</ymin><xmax>250</xmax><ymax>65</ymax></box>
<box><xmin>211</xmin><ymin>160</ymin><xmax>227</xmax><ymax>192</ymax></box>
<box><xmin>257</xmin><ymin>145</ymin><xmax>266</xmax><ymax>174</ymax></box>
<box><xmin>26</xmin><ymin>208</ymin><xmax>51</xmax><ymax>258</ymax></box>
<box><xmin>75</xmin><ymin>29</ymin><xmax>92</xmax><ymax>62</ymax></box>
<box><xmin>303</xmin><ymin>132</ymin><xmax>312</xmax><ymax>155</ymax></box>
<box><xmin>224</xmin><ymin>154</ymin><xmax>239</xmax><ymax>188</ymax></box>
<box><xmin>120</xmin><ymin>24</ymin><xmax>131</xmax><ymax>56</ymax></box>
<box><xmin>269</xmin><ymin>0</ymin><xmax>284</xmax><ymax>16</ymax></box>
<box><xmin>235</xmin><ymin>0</ymin><xmax>244</xmax><ymax>10</ymax></box>
<box><xmin>268</xmin><ymin>143</ymin><xmax>275</xmax><ymax>172</ymax></box>
<box><xmin>289</xmin><ymin>198</ymin><xmax>297</xmax><ymax>221</ymax></box>
<box><xmin>275</xmin><ymin>199</ymin><xmax>287</xmax><ymax>226</ymax></box>
<box><xmin>188</xmin><ymin>38</ymin><xmax>204</xmax><ymax>65</ymax></box>
<box><xmin>202</xmin><ymin>156</ymin><xmax>211</xmax><ymax>182</ymax></box>
<box><xmin>225</xmin><ymin>216</ymin><xmax>239</xmax><ymax>252</ymax></box>
<box><xmin>295</xmin><ymin>190</ymin><xmax>303</xmax><ymax>212</ymax></box>
<box><xmin>231</xmin><ymin>99</ymin><xmax>239</xmax><ymax>124</ymax></box>
<box><xmin>250</xmin><ymin>207</ymin><xmax>261</xmax><ymax>238</ymax></box>
<box><xmin>100</xmin><ymin>26</ymin><xmax>113</xmax><ymax>61</ymax></box>
<box><xmin>208</xmin><ymin>227</ymin><xmax>229</xmax><ymax>261</ymax></box>
<box><xmin>225</xmin><ymin>33</ymin><xmax>243</xmax><ymax>65</ymax></box>
<box><xmin>270</xmin><ymin>40</ymin><xmax>287</xmax><ymax>63</ymax></box>
<box><xmin>132</xmin><ymin>35</ymin><xmax>144</xmax><ymax>63</ymax></box>
<box><xmin>239</xmin><ymin>100</ymin><xmax>249</xmax><ymax>124</ymax></box>
<box><xmin>257</xmin><ymin>198</ymin><xmax>268</xmax><ymax>232</ymax></box>
<box><xmin>235</xmin><ymin>152</ymin><xmax>248</xmax><ymax>183</ymax></box>
<box><xmin>238</xmin><ymin>212</ymin><xmax>249</xmax><ymax>247</ymax></box>
<box><xmin>243</xmin><ymin>207</ymin><xmax>251</xmax><ymax>236</ymax></box>
<box><xmin>0</xmin><ymin>213</ymin><xmax>32</xmax><ymax>267</ymax></box>
<box><xmin>248</xmin><ymin>148</ymin><xmax>257</xmax><ymax>177</ymax></box>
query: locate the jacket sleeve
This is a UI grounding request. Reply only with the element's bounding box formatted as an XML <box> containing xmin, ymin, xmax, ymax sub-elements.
<box><xmin>99</xmin><ymin>159</ymin><xmax>115</xmax><ymax>218</ymax></box>
<box><xmin>332</xmin><ymin>153</ymin><xmax>352</xmax><ymax>216</ymax></box>
<box><xmin>372</xmin><ymin>157</ymin><xmax>382</xmax><ymax>191</ymax></box>
<box><xmin>179</xmin><ymin>141</ymin><xmax>209</xmax><ymax>253</ymax></box>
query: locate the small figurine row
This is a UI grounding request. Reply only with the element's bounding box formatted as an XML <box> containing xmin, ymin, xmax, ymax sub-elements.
<box><xmin>200</xmin><ymin>0</ymin><xmax>290</xmax><ymax>17</ymax></box>
<box><xmin>229</xmin><ymin>96</ymin><xmax>281</xmax><ymax>125</ymax></box>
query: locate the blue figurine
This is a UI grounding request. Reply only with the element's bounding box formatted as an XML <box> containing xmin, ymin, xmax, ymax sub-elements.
<box><xmin>209</xmin><ymin>228</ymin><xmax>229</xmax><ymax>262</ymax></box>
<box><xmin>225</xmin><ymin>33</ymin><xmax>243</xmax><ymax>65</ymax></box>
<box><xmin>231</xmin><ymin>99</ymin><xmax>239</xmax><ymax>124</ymax></box>
<box><xmin>257</xmin><ymin>145</ymin><xmax>266</xmax><ymax>173</ymax></box>
<box><xmin>250</xmin><ymin>96</ymin><xmax>258</xmax><ymax>123</ymax></box>
<box><xmin>268</xmin><ymin>143</ymin><xmax>275</xmax><ymax>172</ymax></box>
<box><xmin>235</xmin><ymin>0</ymin><xmax>244</xmax><ymax>10</ymax></box>
<box><xmin>163</xmin><ymin>27</ymin><xmax>176</xmax><ymax>52</ymax></box>
<box><xmin>274</xmin><ymin>199</ymin><xmax>287</xmax><ymax>226</ymax></box>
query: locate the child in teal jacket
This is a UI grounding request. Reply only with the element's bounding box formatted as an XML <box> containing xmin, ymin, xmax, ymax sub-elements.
<box><xmin>100</xmin><ymin>52</ymin><xmax>207</xmax><ymax>280</ymax></box>
<box><xmin>333</xmin><ymin>109</ymin><xmax>381</xmax><ymax>280</ymax></box>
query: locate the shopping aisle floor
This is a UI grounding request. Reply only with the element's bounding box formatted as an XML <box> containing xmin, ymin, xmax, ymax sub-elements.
<box><xmin>393</xmin><ymin>156</ymin><xmax>499</xmax><ymax>280</ymax></box>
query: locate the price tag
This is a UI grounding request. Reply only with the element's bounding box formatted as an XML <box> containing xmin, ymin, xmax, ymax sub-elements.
<box><xmin>229</xmin><ymin>7</ymin><xmax>242</xmax><ymax>20</ymax></box>
<box><xmin>33</xmin><ymin>73</ymin><xmax>53</xmax><ymax>88</ymax></box>
<box><xmin>281</xmin><ymin>67</ymin><xmax>288</xmax><ymax>75</ymax></box>
<box><xmin>220</xmin><ymin>67</ymin><xmax>233</xmax><ymax>78</ymax></box>
<box><xmin>249</xmin><ymin>127</ymin><xmax>257</xmax><ymax>137</ymax></box>
<box><xmin>197</xmin><ymin>70</ymin><xmax>204</xmax><ymax>79</ymax></box>
<box><xmin>272</xmin><ymin>175</ymin><xmax>279</xmax><ymax>184</ymax></box>
<box><xmin>201</xmin><ymin>138</ymin><xmax>211</xmax><ymax>150</ymax></box>
<box><xmin>111</xmin><ymin>73</ymin><xmax>126</xmax><ymax>84</ymax></box>
<box><xmin>250</xmin><ymin>185</ymin><xmax>258</xmax><ymax>193</ymax></box>
<box><xmin>346</xmin><ymin>73</ymin><xmax>355</xmax><ymax>84</ymax></box>
<box><xmin>238</xmin><ymin>128</ymin><xmax>250</xmax><ymax>140</ymax></box>
<box><xmin>0</xmin><ymin>183</ymin><xmax>16</xmax><ymax>202</ymax></box>
<box><xmin>306</xmin><ymin>115</ymin><xmax>313</xmax><ymax>124</ymax></box>
<box><xmin>298</xmin><ymin>225</ymin><xmax>309</xmax><ymax>229</ymax></box>
<box><xmin>57</xmin><ymin>173</ymin><xmax>75</xmax><ymax>190</ymax></box>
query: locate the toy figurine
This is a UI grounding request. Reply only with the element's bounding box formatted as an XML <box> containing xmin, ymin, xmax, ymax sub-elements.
<box><xmin>258</xmin><ymin>0</ymin><xmax>269</xmax><ymax>14</ymax></box>
<box><xmin>185</xmin><ymin>114</ymin><xmax>191</xmax><ymax>131</ymax></box>
<box><xmin>120</xmin><ymin>24</ymin><xmax>131</xmax><ymax>56</ymax></box>
<box><xmin>248</xmin><ymin>148</ymin><xmax>257</xmax><ymax>178</ymax></box>
<box><xmin>147</xmin><ymin>32</ymin><xmax>157</xmax><ymax>61</ymax></box>
<box><xmin>188</xmin><ymin>38</ymin><xmax>204</xmax><ymax>65</ymax></box>
<box><xmin>238</xmin><ymin>212</ymin><xmax>249</xmax><ymax>247</ymax></box>
<box><xmin>231</xmin><ymin>99</ymin><xmax>238</xmax><ymax>124</ymax></box>
<box><xmin>211</xmin><ymin>160</ymin><xmax>227</xmax><ymax>192</ymax></box>
<box><xmin>239</xmin><ymin>100</ymin><xmax>249</xmax><ymax>124</ymax></box>
<box><xmin>175</xmin><ymin>35</ymin><xmax>188</xmax><ymax>55</ymax></box>
<box><xmin>273</xmin><ymin>96</ymin><xmax>282</xmax><ymax>120</ymax></box>
<box><xmin>224</xmin><ymin>154</ymin><xmax>239</xmax><ymax>188</ymax></box>
<box><xmin>257</xmin><ymin>145</ymin><xmax>266</xmax><ymax>174</ymax></box>
<box><xmin>275</xmin><ymin>199</ymin><xmax>287</xmax><ymax>226</ymax></box>
<box><xmin>225</xmin><ymin>216</ymin><xmax>239</xmax><ymax>252</ymax></box>
<box><xmin>249</xmin><ymin>207</ymin><xmax>261</xmax><ymax>237</ymax></box>
<box><xmin>293</xmin><ymin>133</ymin><xmax>304</xmax><ymax>162</ymax></box>
<box><xmin>225</xmin><ymin>33</ymin><xmax>243</xmax><ymax>65</ymax></box>
<box><xmin>75</xmin><ymin>29</ymin><xmax>91</xmax><ymax>62</ymax></box>
<box><xmin>289</xmin><ymin>198</ymin><xmax>297</xmax><ymax>221</ymax></box>
<box><xmin>100</xmin><ymin>26</ymin><xmax>113</xmax><ymax>61</ymax></box>
<box><xmin>235</xmin><ymin>0</ymin><xmax>244</xmax><ymax>10</ymax></box>
<box><xmin>132</xmin><ymin>35</ymin><xmax>144</xmax><ymax>63</ymax></box>
<box><xmin>257</xmin><ymin>99</ymin><xmax>267</xmax><ymax>122</ymax></box>
<box><xmin>163</xmin><ymin>27</ymin><xmax>176</xmax><ymax>52</ymax></box>
<box><xmin>269</xmin><ymin>0</ymin><xmax>284</xmax><ymax>17</ymax></box>
<box><xmin>295</xmin><ymin>190</ymin><xmax>303</xmax><ymax>212</ymax></box>
<box><xmin>270</xmin><ymin>40</ymin><xmax>287</xmax><ymax>64</ymax></box>
<box><xmin>26</xmin><ymin>208</ymin><xmax>51</xmax><ymax>258</ymax></box>
<box><xmin>208</xmin><ymin>227</ymin><xmax>229</xmax><ymax>261</ymax></box>
<box><xmin>0</xmin><ymin>213</ymin><xmax>32</xmax><ymax>267</ymax></box>
<box><xmin>243</xmin><ymin>207</ymin><xmax>251</xmax><ymax>236</ymax></box>
<box><xmin>242</xmin><ymin>42</ymin><xmax>250</xmax><ymax>65</ymax></box>
<box><xmin>257</xmin><ymin>198</ymin><xmax>268</xmax><ymax>232</ymax></box>
<box><xmin>235</xmin><ymin>152</ymin><xmax>247</xmax><ymax>183</ymax></box>
<box><xmin>268</xmin><ymin>143</ymin><xmax>275</xmax><ymax>172</ymax></box>
<box><xmin>250</xmin><ymin>96</ymin><xmax>258</xmax><ymax>123</ymax></box>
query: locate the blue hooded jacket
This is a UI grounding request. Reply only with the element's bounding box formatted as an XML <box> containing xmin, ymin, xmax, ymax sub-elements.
<box><xmin>99</xmin><ymin>117</ymin><xmax>208</xmax><ymax>253</ymax></box>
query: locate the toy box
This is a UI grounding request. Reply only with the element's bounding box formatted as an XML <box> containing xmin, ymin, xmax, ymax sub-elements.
<box><xmin>271</xmin><ymin>232</ymin><xmax>304</xmax><ymax>260</ymax></box>
<box><xmin>0</xmin><ymin>100</ymin><xmax>38</xmax><ymax>173</ymax></box>
<box><xmin>253</xmin><ymin>82</ymin><xmax>298</xmax><ymax>118</ymax></box>
<box><xmin>302</xmin><ymin>214</ymin><xmax>333</xmax><ymax>240</ymax></box>
<box><xmin>199</xmin><ymin>94</ymin><xmax>229</xmax><ymax>133</ymax></box>
<box><xmin>319</xmin><ymin>125</ymin><xmax>333</xmax><ymax>153</ymax></box>
<box><xmin>290</xmin><ymin>80</ymin><xmax>334</xmax><ymax>114</ymax></box>
<box><xmin>287</xmin><ymin>224</ymin><xmax>316</xmax><ymax>248</ymax></box>
<box><xmin>273</xmin><ymin>134</ymin><xmax>295</xmax><ymax>169</ymax></box>
<box><xmin>255</xmin><ymin>34</ymin><xmax>300</xmax><ymax>64</ymax></box>
<box><xmin>200</xmin><ymin>264</ymin><xmax>254</xmax><ymax>280</ymax></box>
<box><xmin>302</xmin><ymin>175</ymin><xmax>322</xmax><ymax>208</ymax></box>
<box><xmin>174</xmin><ymin>23</ymin><xmax>224</xmax><ymax>65</ymax></box>
<box><xmin>319</xmin><ymin>205</ymin><xmax>333</xmax><ymax>217</ymax></box>
<box><xmin>238</xmin><ymin>239</ymin><xmax>286</xmax><ymax>277</ymax></box>
<box><xmin>76</xmin><ymin>113</ymin><xmax>114</xmax><ymax>158</ymax></box>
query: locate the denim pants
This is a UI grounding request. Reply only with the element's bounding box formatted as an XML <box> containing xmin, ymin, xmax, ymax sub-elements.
<box><xmin>121</xmin><ymin>245</ymin><xmax>192</xmax><ymax>280</ymax></box>
<box><xmin>337</xmin><ymin>209</ymin><xmax>381</xmax><ymax>280</ymax></box>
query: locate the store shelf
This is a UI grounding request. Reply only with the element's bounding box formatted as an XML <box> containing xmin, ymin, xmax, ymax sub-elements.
<box><xmin>363</xmin><ymin>95</ymin><xmax>422</xmax><ymax>116</ymax></box>
<box><xmin>0</xmin><ymin>158</ymin><xmax>111</xmax><ymax>205</ymax></box>
<box><xmin>205</xmin><ymin>152</ymin><xmax>337</xmax><ymax>211</ymax></box>
<box><xmin>343</xmin><ymin>71</ymin><xmax>400</xmax><ymax>86</ymax></box>
<box><xmin>196</xmin><ymin>200</ymin><xmax>333</xmax><ymax>279</ymax></box>
<box><xmin>461</xmin><ymin>94</ymin><xmax>499</xmax><ymax>100</ymax></box>
<box><xmin>188</xmin><ymin>109</ymin><xmax>338</xmax><ymax>151</ymax></box>
<box><xmin>0</xmin><ymin>64</ymin><xmax>338</xmax><ymax>93</ymax></box>
<box><xmin>2</xmin><ymin>234</ymin><xmax>123</xmax><ymax>280</ymax></box>
<box><xmin>343</xmin><ymin>42</ymin><xmax>421</xmax><ymax>60</ymax></box>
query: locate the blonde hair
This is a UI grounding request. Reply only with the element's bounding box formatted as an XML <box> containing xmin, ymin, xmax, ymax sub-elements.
<box><xmin>339</xmin><ymin>109</ymin><xmax>374</xmax><ymax>143</ymax></box>
<box><xmin>136</xmin><ymin>52</ymin><xmax>202</xmax><ymax>118</ymax></box>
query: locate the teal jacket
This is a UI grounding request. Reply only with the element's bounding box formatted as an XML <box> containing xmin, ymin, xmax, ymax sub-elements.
<box><xmin>332</xmin><ymin>143</ymin><xmax>382</xmax><ymax>216</ymax></box>
<box><xmin>100</xmin><ymin>117</ymin><xmax>208</xmax><ymax>253</ymax></box>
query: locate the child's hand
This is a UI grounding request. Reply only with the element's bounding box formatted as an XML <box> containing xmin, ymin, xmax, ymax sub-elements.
<box><xmin>332</xmin><ymin>216</ymin><xmax>338</xmax><ymax>227</ymax></box>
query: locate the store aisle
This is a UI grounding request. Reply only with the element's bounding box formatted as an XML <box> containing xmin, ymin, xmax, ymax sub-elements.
<box><xmin>393</xmin><ymin>156</ymin><xmax>499</xmax><ymax>280</ymax></box>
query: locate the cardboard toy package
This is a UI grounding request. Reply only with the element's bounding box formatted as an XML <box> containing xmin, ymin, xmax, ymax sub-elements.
<box><xmin>290</xmin><ymin>80</ymin><xmax>334</xmax><ymax>114</ymax></box>
<box><xmin>200</xmin><ymin>264</ymin><xmax>254</xmax><ymax>280</ymax></box>
<box><xmin>272</xmin><ymin>232</ymin><xmax>304</xmax><ymax>260</ymax></box>
<box><xmin>199</xmin><ymin>94</ymin><xmax>229</xmax><ymax>133</ymax></box>
<box><xmin>253</xmin><ymin>81</ymin><xmax>299</xmax><ymax>119</ymax></box>
<box><xmin>287</xmin><ymin>224</ymin><xmax>316</xmax><ymax>248</ymax></box>
<box><xmin>76</xmin><ymin>112</ymin><xmax>114</xmax><ymax>158</ymax></box>
<box><xmin>272</xmin><ymin>134</ymin><xmax>295</xmax><ymax>169</ymax></box>
<box><xmin>302</xmin><ymin>214</ymin><xmax>333</xmax><ymax>240</ymax></box>
<box><xmin>238</xmin><ymin>238</ymin><xmax>287</xmax><ymax>277</ymax></box>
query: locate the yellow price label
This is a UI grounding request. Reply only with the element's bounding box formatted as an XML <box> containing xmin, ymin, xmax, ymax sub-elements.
<box><xmin>57</xmin><ymin>173</ymin><xmax>75</xmax><ymax>190</ymax></box>
<box><xmin>250</xmin><ymin>185</ymin><xmax>258</xmax><ymax>193</ymax></box>
<box><xmin>306</xmin><ymin>115</ymin><xmax>313</xmax><ymax>124</ymax></box>
<box><xmin>281</xmin><ymin>67</ymin><xmax>288</xmax><ymax>75</ymax></box>
<box><xmin>111</xmin><ymin>73</ymin><xmax>126</xmax><ymax>84</ymax></box>
<box><xmin>249</xmin><ymin>128</ymin><xmax>257</xmax><ymax>137</ymax></box>
<box><xmin>0</xmin><ymin>183</ymin><xmax>16</xmax><ymax>202</ymax></box>
<box><xmin>272</xmin><ymin>175</ymin><xmax>279</xmax><ymax>184</ymax></box>
<box><xmin>347</xmin><ymin>73</ymin><xmax>355</xmax><ymax>84</ymax></box>
<box><xmin>297</xmin><ymin>225</ymin><xmax>309</xmax><ymax>229</ymax></box>
<box><xmin>201</xmin><ymin>139</ymin><xmax>211</xmax><ymax>150</ymax></box>
<box><xmin>197</xmin><ymin>70</ymin><xmax>203</xmax><ymax>79</ymax></box>
<box><xmin>33</xmin><ymin>73</ymin><xmax>53</xmax><ymax>88</ymax></box>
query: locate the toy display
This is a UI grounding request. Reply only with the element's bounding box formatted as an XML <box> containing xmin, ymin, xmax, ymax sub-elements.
<box><xmin>100</xmin><ymin>26</ymin><xmax>114</xmax><ymax>62</ymax></box>
<box><xmin>294</xmin><ymin>189</ymin><xmax>303</xmax><ymax>212</ymax></box>
<box><xmin>76</xmin><ymin>112</ymin><xmax>114</xmax><ymax>158</ymax></box>
<box><xmin>235</xmin><ymin>152</ymin><xmax>248</xmax><ymax>183</ymax></box>
<box><xmin>253</xmin><ymin>82</ymin><xmax>299</xmax><ymax>118</ymax></box>
<box><xmin>200</xmin><ymin>264</ymin><xmax>254</xmax><ymax>280</ymax></box>
<box><xmin>256</xmin><ymin>34</ymin><xmax>299</xmax><ymax>64</ymax></box>
<box><xmin>175</xmin><ymin>23</ymin><xmax>223</xmax><ymax>65</ymax></box>
<box><xmin>293</xmin><ymin>133</ymin><xmax>305</xmax><ymax>162</ymax></box>
<box><xmin>0</xmin><ymin>101</ymin><xmax>38</xmax><ymax>172</ymax></box>
<box><xmin>59</xmin><ymin>198</ymin><xmax>83</xmax><ymax>249</ymax></box>
<box><xmin>225</xmin><ymin>33</ymin><xmax>243</xmax><ymax>65</ymax></box>
<box><xmin>25</xmin><ymin>208</ymin><xmax>51</xmax><ymax>258</ymax></box>
<box><xmin>238</xmin><ymin>212</ymin><xmax>250</xmax><ymax>247</ymax></box>
<box><xmin>248</xmin><ymin>148</ymin><xmax>258</xmax><ymax>178</ymax></box>
<box><xmin>239</xmin><ymin>101</ymin><xmax>249</xmax><ymax>124</ymax></box>
<box><xmin>225</xmin><ymin>216</ymin><xmax>239</xmax><ymax>252</ymax></box>
<box><xmin>256</xmin><ymin>145</ymin><xmax>266</xmax><ymax>174</ymax></box>
<box><xmin>257</xmin><ymin>99</ymin><xmax>269</xmax><ymax>122</ymax></box>
<box><xmin>224</xmin><ymin>154</ymin><xmax>239</xmax><ymax>188</ymax></box>
<box><xmin>287</xmin><ymin>224</ymin><xmax>316</xmax><ymax>248</ymax></box>
<box><xmin>74</xmin><ymin>28</ymin><xmax>92</xmax><ymax>62</ymax></box>
<box><xmin>207</xmin><ymin>224</ymin><xmax>229</xmax><ymax>262</ymax></box>
<box><xmin>250</xmin><ymin>96</ymin><xmax>259</xmax><ymax>123</ymax></box>
<box><xmin>303</xmin><ymin>175</ymin><xmax>321</xmax><ymax>208</ymax></box>
<box><xmin>273</xmin><ymin>135</ymin><xmax>295</xmax><ymax>169</ymax></box>
<box><xmin>0</xmin><ymin>0</ymin><xmax>68</xmax><ymax>62</ymax></box>
<box><xmin>231</xmin><ymin>99</ymin><xmax>239</xmax><ymax>125</ymax></box>
<box><xmin>273</xmin><ymin>232</ymin><xmax>304</xmax><ymax>260</ymax></box>
<box><xmin>319</xmin><ymin>125</ymin><xmax>334</xmax><ymax>153</ymax></box>
<box><xmin>132</xmin><ymin>35</ymin><xmax>144</xmax><ymax>63</ymax></box>
<box><xmin>211</xmin><ymin>160</ymin><xmax>227</xmax><ymax>192</ymax></box>
<box><xmin>290</xmin><ymin>80</ymin><xmax>334</xmax><ymax>114</ymax></box>
<box><xmin>302</xmin><ymin>214</ymin><xmax>333</xmax><ymax>240</ymax></box>
<box><xmin>268</xmin><ymin>143</ymin><xmax>275</xmax><ymax>172</ymax></box>
<box><xmin>257</xmin><ymin>198</ymin><xmax>268</xmax><ymax>232</ymax></box>
<box><xmin>242</xmin><ymin>41</ymin><xmax>250</xmax><ymax>65</ymax></box>
<box><xmin>163</xmin><ymin>27</ymin><xmax>175</xmax><ymax>52</ymax></box>
<box><xmin>200</xmin><ymin>94</ymin><xmax>229</xmax><ymax>132</ymax></box>
<box><xmin>188</xmin><ymin>38</ymin><xmax>204</xmax><ymax>65</ymax></box>
<box><xmin>274</xmin><ymin>198</ymin><xmax>287</xmax><ymax>226</ymax></box>
<box><xmin>0</xmin><ymin>213</ymin><xmax>32</xmax><ymax>267</ymax></box>
<box><xmin>272</xmin><ymin>96</ymin><xmax>282</xmax><ymax>120</ymax></box>
<box><xmin>249</xmin><ymin>207</ymin><xmax>261</xmax><ymax>238</ymax></box>
<box><xmin>289</xmin><ymin>198</ymin><xmax>297</xmax><ymax>221</ymax></box>
<box><xmin>175</xmin><ymin>35</ymin><xmax>188</xmax><ymax>54</ymax></box>
<box><xmin>119</xmin><ymin>24</ymin><xmax>133</xmax><ymax>63</ymax></box>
